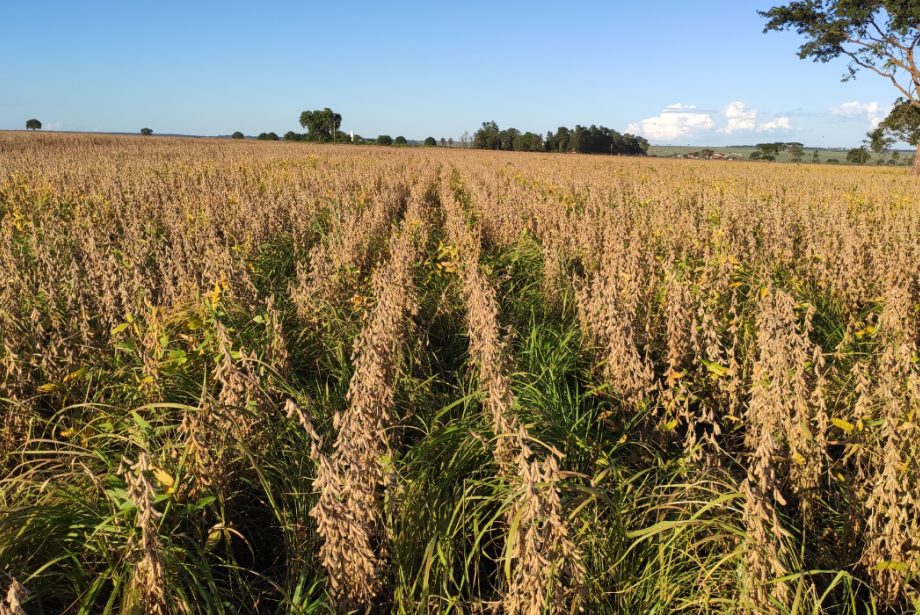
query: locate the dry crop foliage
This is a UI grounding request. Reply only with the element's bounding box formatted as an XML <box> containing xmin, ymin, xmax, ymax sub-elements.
<box><xmin>1</xmin><ymin>131</ymin><xmax>919</xmax><ymax>614</ymax></box>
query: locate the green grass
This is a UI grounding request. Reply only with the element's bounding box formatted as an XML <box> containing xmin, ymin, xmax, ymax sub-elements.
<box><xmin>646</xmin><ymin>144</ymin><xmax>913</xmax><ymax>165</ymax></box>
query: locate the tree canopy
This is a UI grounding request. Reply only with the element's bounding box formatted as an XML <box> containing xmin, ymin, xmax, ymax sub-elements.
<box><xmin>299</xmin><ymin>108</ymin><xmax>342</xmax><ymax>144</ymax></box>
<box><xmin>474</xmin><ymin>122</ymin><xmax>648</xmax><ymax>155</ymax></box>
<box><xmin>25</xmin><ymin>119</ymin><xmax>41</xmax><ymax>130</ymax></box>
<box><xmin>756</xmin><ymin>142</ymin><xmax>786</xmax><ymax>160</ymax></box>
<box><xmin>257</xmin><ymin>132</ymin><xmax>279</xmax><ymax>141</ymax></box>
<box><xmin>394</xmin><ymin>136</ymin><xmax>407</xmax><ymax>145</ymax></box>
<box><xmin>846</xmin><ymin>146</ymin><xmax>872</xmax><ymax>164</ymax></box>
<box><xmin>424</xmin><ymin>137</ymin><xmax>437</xmax><ymax>146</ymax></box>
<box><xmin>231</xmin><ymin>131</ymin><xmax>244</xmax><ymax>140</ymax></box>
<box><xmin>377</xmin><ymin>135</ymin><xmax>393</xmax><ymax>146</ymax></box>
<box><xmin>864</xmin><ymin>127</ymin><xmax>894</xmax><ymax>161</ymax></box>
<box><xmin>879</xmin><ymin>97</ymin><xmax>920</xmax><ymax>146</ymax></box>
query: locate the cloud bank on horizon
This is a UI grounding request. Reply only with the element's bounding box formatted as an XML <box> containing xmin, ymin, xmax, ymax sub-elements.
<box><xmin>830</xmin><ymin>101</ymin><xmax>891</xmax><ymax>127</ymax></box>
<box><xmin>627</xmin><ymin>100</ymin><xmax>889</xmax><ymax>143</ymax></box>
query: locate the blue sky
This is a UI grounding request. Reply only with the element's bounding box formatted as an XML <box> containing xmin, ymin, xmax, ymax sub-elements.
<box><xmin>0</xmin><ymin>0</ymin><xmax>906</xmax><ymax>147</ymax></box>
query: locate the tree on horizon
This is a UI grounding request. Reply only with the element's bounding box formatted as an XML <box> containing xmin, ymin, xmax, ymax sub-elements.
<box><xmin>299</xmin><ymin>108</ymin><xmax>341</xmax><ymax>144</ymax></box>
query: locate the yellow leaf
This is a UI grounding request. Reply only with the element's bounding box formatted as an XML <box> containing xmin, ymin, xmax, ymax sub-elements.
<box><xmin>63</xmin><ymin>368</ymin><xmax>86</xmax><ymax>382</ymax></box>
<box><xmin>831</xmin><ymin>418</ymin><xmax>855</xmax><ymax>433</ymax></box>
<box><xmin>843</xmin><ymin>443</ymin><xmax>862</xmax><ymax>461</ymax></box>
<box><xmin>662</xmin><ymin>419</ymin><xmax>678</xmax><ymax>432</ymax></box>
<box><xmin>205</xmin><ymin>529</ymin><xmax>222</xmax><ymax>551</ymax></box>
<box><xmin>152</xmin><ymin>467</ymin><xmax>174</xmax><ymax>488</ymax></box>
<box><xmin>791</xmin><ymin>453</ymin><xmax>805</xmax><ymax>465</ymax></box>
<box><xmin>618</xmin><ymin>435</ymin><xmax>627</xmax><ymax>444</ymax></box>
<box><xmin>760</xmin><ymin>287</ymin><xmax>768</xmax><ymax>299</ymax></box>
<box><xmin>111</xmin><ymin>323</ymin><xmax>129</xmax><ymax>335</ymax></box>
<box><xmin>37</xmin><ymin>383</ymin><xmax>59</xmax><ymax>392</ymax></box>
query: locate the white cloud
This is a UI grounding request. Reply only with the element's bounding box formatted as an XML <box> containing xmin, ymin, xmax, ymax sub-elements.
<box><xmin>830</xmin><ymin>101</ymin><xmax>889</xmax><ymax>127</ymax></box>
<box><xmin>756</xmin><ymin>117</ymin><xmax>792</xmax><ymax>132</ymax></box>
<box><xmin>627</xmin><ymin>110</ymin><xmax>715</xmax><ymax>140</ymax></box>
<box><xmin>43</xmin><ymin>122</ymin><xmax>63</xmax><ymax>130</ymax></box>
<box><xmin>718</xmin><ymin>102</ymin><xmax>757</xmax><ymax>134</ymax></box>
<box><xmin>629</xmin><ymin>101</ymin><xmax>794</xmax><ymax>141</ymax></box>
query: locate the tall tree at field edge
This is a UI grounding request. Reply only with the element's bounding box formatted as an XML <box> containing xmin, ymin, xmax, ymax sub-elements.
<box><xmin>761</xmin><ymin>2</ymin><xmax>920</xmax><ymax>175</ymax></box>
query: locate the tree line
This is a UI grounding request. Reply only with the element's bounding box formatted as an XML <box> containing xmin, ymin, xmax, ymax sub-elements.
<box><xmin>471</xmin><ymin>121</ymin><xmax>650</xmax><ymax>155</ymax></box>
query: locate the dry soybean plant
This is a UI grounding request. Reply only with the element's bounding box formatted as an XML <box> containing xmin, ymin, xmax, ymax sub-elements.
<box><xmin>1</xmin><ymin>132</ymin><xmax>919</xmax><ymax>614</ymax></box>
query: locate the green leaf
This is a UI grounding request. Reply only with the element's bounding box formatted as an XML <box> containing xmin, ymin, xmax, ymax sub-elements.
<box><xmin>505</xmin><ymin>503</ymin><xmax>527</xmax><ymax>582</ymax></box>
<box><xmin>873</xmin><ymin>561</ymin><xmax>910</xmax><ymax>572</ymax></box>
<box><xmin>131</xmin><ymin>411</ymin><xmax>152</xmax><ymax>432</ymax></box>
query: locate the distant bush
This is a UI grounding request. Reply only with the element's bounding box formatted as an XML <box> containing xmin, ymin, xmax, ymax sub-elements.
<box><xmin>284</xmin><ymin>131</ymin><xmax>300</xmax><ymax>141</ymax></box>
<box><xmin>26</xmin><ymin>119</ymin><xmax>41</xmax><ymax>130</ymax></box>
<box><xmin>424</xmin><ymin>137</ymin><xmax>436</xmax><ymax>146</ymax></box>
<box><xmin>826</xmin><ymin>158</ymin><xmax>840</xmax><ymax>164</ymax></box>
<box><xmin>394</xmin><ymin>136</ymin><xmax>407</xmax><ymax>145</ymax></box>
<box><xmin>257</xmin><ymin>133</ymin><xmax>279</xmax><ymax>141</ymax></box>
<box><xmin>377</xmin><ymin>135</ymin><xmax>393</xmax><ymax>146</ymax></box>
<box><xmin>231</xmin><ymin>131</ymin><xmax>244</xmax><ymax>139</ymax></box>
<box><xmin>846</xmin><ymin>147</ymin><xmax>871</xmax><ymax>164</ymax></box>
